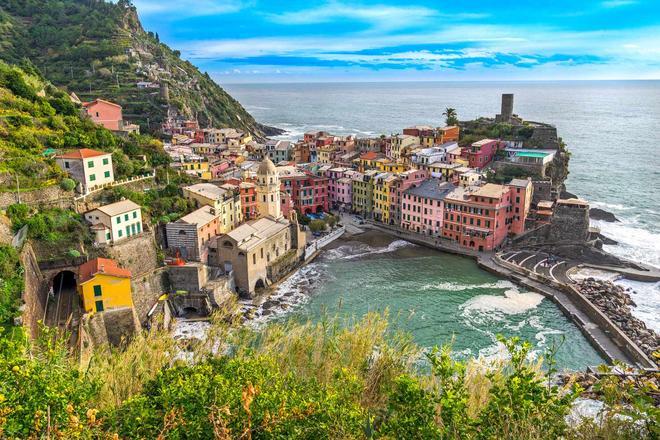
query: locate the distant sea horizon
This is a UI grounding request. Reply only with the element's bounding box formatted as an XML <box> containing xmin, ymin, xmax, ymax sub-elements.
<box><xmin>223</xmin><ymin>79</ymin><xmax>660</xmax><ymax>85</ymax></box>
<box><xmin>224</xmin><ymin>79</ymin><xmax>660</xmax><ymax>331</ymax></box>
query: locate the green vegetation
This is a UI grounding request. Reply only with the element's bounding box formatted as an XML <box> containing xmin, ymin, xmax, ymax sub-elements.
<box><xmin>0</xmin><ymin>0</ymin><xmax>268</xmax><ymax>136</ymax></box>
<box><xmin>308</xmin><ymin>219</ymin><xmax>327</xmax><ymax>233</ymax></box>
<box><xmin>0</xmin><ymin>61</ymin><xmax>170</xmax><ymax>191</ymax></box>
<box><xmin>6</xmin><ymin>204</ymin><xmax>89</xmax><ymax>260</ymax></box>
<box><xmin>485</xmin><ymin>166</ymin><xmax>539</xmax><ymax>184</ymax></box>
<box><xmin>0</xmin><ymin>312</ymin><xmax>656</xmax><ymax>438</ymax></box>
<box><xmin>0</xmin><ymin>244</ymin><xmax>22</xmax><ymax>324</ymax></box>
<box><xmin>105</xmin><ymin>182</ymin><xmax>196</xmax><ymax>224</ymax></box>
<box><xmin>443</xmin><ymin>107</ymin><xmax>459</xmax><ymax>126</ymax></box>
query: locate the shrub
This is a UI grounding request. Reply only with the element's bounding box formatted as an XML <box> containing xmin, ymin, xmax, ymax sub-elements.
<box><xmin>59</xmin><ymin>177</ymin><xmax>76</xmax><ymax>191</ymax></box>
<box><xmin>309</xmin><ymin>219</ymin><xmax>326</xmax><ymax>233</ymax></box>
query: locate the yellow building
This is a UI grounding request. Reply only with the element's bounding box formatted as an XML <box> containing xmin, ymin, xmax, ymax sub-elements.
<box><xmin>182</xmin><ymin>183</ymin><xmax>242</xmax><ymax>233</ymax></box>
<box><xmin>318</xmin><ymin>145</ymin><xmax>336</xmax><ymax>164</ymax></box>
<box><xmin>372</xmin><ymin>173</ymin><xmax>398</xmax><ymax>224</ymax></box>
<box><xmin>78</xmin><ymin>258</ymin><xmax>132</xmax><ymax>313</ymax></box>
<box><xmin>351</xmin><ymin>170</ymin><xmax>378</xmax><ymax>216</ymax></box>
<box><xmin>375</xmin><ymin>158</ymin><xmax>406</xmax><ymax>173</ymax></box>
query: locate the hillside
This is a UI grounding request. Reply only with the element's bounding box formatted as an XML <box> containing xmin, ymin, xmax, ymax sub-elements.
<box><xmin>0</xmin><ymin>0</ymin><xmax>277</xmax><ymax>138</ymax></box>
<box><xmin>0</xmin><ymin>60</ymin><xmax>170</xmax><ymax>193</ymax></box>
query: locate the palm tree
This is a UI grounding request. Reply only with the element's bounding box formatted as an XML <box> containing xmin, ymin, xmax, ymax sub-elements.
<box><xmin>443</xmin><ymin>107</ymin><xmax>458</xmax><ymax>126</ymax></box>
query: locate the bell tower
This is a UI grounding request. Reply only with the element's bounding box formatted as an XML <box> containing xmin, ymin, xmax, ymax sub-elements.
<box><xmin>256</xmin><ymin>156</ymin><xmax>281</xmax><ymax>219</ymax></box>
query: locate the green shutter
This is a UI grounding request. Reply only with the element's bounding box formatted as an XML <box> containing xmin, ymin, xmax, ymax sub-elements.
<box><xmin>116</xmin><ymin>217</ymin><xmax>121</xmax><ymax>224</ymax></box>
<box><xmin>95</xmin><ymin>300</ymin><xmax>104</xmax><ymax>312</ymax></box>
<box><xmin>102</xmin><ymin>158</ymin><xmax>109</xmax><ymax>165</ymax></box>
<box><xmin>88</xmin><ymin>160</ymin><xmax>94</xmax><ymax>168</ymax></box>
<box><xmin>89</xmin><ymin>174</ymin><xmax>96</xmax><ymax>181</ymax></box>
<box><xmin>104</xmin><ymin>171</ymin><xmax>110</xmax><ymax>178</ymax></box>
<box><xmin>93</xmin><ymin>285</ymin><xmax>102</xmax><ymax>297</ymax></box>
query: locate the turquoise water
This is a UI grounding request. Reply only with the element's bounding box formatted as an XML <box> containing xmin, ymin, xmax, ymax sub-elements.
<box><xmin>253</xmin><ymin>237</ymin><xmax>604</xmax><ymax>371</ymax></box>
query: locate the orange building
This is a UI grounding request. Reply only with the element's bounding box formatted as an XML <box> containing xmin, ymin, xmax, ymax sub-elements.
<box><xmin>83</xmin><ymin>99</ymin><xmax>123</xmax><ymax>131</ymax></box>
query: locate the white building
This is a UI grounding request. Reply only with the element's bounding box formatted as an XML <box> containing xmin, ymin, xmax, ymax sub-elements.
<box><xmin>55</xmin><ymin>148</ymin><xmax>114</xmax><ymax>194</ymax></box>
<box><xmin>85</xmin><ymin>199</ymin><xmax>143</xmax><ymax>244</ymax></box>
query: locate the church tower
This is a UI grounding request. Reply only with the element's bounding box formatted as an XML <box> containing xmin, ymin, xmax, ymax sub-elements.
<box><xmin>256</xmin><ymin>156</ymin><xmax>281</xmax><ymax>219</ymax></box>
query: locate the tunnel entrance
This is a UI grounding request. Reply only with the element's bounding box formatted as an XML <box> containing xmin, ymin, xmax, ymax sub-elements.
<box><xmin>46</xmin><ymin>270</ymin><xmax>79</xmax><ymax>327</ymax></box>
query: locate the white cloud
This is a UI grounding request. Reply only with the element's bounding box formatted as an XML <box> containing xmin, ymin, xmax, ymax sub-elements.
<box><xmin>601</xmin><ymin>0</ymin><xmax>637</xmax><ymax>8</ymax></box>
<box><xmin>265</xmin><ymin>1</ymin><xmax>485</xmax><ymax>32</ymax></box>
<box><xmin>132</xmin><ymin>0</ymin><xmax>249</xmax><ymax>17</ymax></box>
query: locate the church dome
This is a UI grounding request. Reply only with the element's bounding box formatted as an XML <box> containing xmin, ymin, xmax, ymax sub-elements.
<box><xmin>258</xmin><ymin>156</ymin><xmax>277</xmax><ymax>175</ymax></box>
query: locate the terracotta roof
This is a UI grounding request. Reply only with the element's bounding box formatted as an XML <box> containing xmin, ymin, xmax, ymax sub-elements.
<box><xmin>360</xmin><ymin>151</ymin><xmax>380</xmax><ymax>160</ymax></box>
<box><xmin>82</xmin><ymin>99</ymin><xmax>122</xmax><ymax>109</ymax></box>
<box><xmin>56</xmin><ymin>148</ymin><xmax>109</xmax><ymax>160</ymax></box>
<box><xmin>79</xmin><ymin>258</ymin><xmax>131</xmax><ymax>284</ymax></box>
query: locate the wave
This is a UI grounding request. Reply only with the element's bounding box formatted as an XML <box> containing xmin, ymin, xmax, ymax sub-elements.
<box><xmin>172</xmin><ymin>320</ymin><xmax>211</xmax><ymax>341</ymax></box>
<box><xmin>592</xmin><ymin>219</ymin><xmax>660</xmax><ymax>269</ymax></box>
<box><xmin>322</xmin><ymin>239</ymin><xmax>414</xmax><ymax>261</ymax></box>
<box><xmin>459</xmin><ymin>287</ymin><xmax>544</xmax><ymax>322</ymax></box>
<box><xmin>245</xmin><ymin>263</ymin><xmax>326</xmax><ymax>327</ymax></box>
<box><xmin>613</xmin><ymin>279</ymin><xmax>660</xmax><ymax>333</ymax></box>
<box><xmin>420</xmin><ymin>279</ymin><xmax>514</xmax><ymax>292</ymax></box>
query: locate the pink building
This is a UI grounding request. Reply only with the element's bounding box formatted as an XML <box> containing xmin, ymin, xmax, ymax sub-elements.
<box><xmin>401</xmin><ymin>179</ymin><xmax>455</xmax><ymax>235</ymax></box>
<box><xmin>390</xmin><ymin>169</ymin><xmax>428</xmax><ymax>225</ymax></box>
<box><xmin>325</xmin><ymin>167</ymin><xmax>354</xmax><ymax>209</ymax></box>
<box><xmin>508</xmin><ymin>178</ymin><xmax>533</xmax><ymax>235</ymax></box>
<box><xmin>210</xmin><ymin>160</ymin><xmax>231</xmax><ymax>179</ymax></box>
<box><xmin>83</xmin><ymin>99</ymin><xmax>123</xmax><ymax>131</ymax></box>
<box><xmin>467</xmin><ymin>139</ymin><xmax>505</xmax><ymax>169</ymax></box>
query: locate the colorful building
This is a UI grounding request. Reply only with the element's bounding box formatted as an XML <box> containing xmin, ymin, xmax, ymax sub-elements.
<box><xmin>372</xmin><ymin>173</ymin><xmax>397</xmax><ymax>224</ymax></box>
<box><xmin>508</xmin><ymin>178</ymin><xmax>534</xmax><ymax>235</ymax></box>
<box><xmin>78</xmin><ymin>258</ymin><xmax>132</xmax><ymax>314</ymax></box>
<box><xmin>390</xmin><ymin>134</ymin><xmax>418</xmax><ymax>161</ymax></box>
<box><xmin>165</xmin><ymin>205</ymin><xmax>221</xmax><ymax>262</ymax></box>
<box><xmin>82</xmin><ymin>99</ymin><xmax>123</xmax><ymax>131</ymax></box>
<box><xmin>84</xmin><ymin>199</ymin><xmax>143</xmax><ymax>244</ymax></box>
<box><xmin>182</xmin><ymin>183</ymin><xmax>242</xmax><ymax>233</ymax></box>
<box><xmin>277</xmin><ymin>166</ymin><xmax>329</xmax><ymax>215</ymax></box>
<box><xmin>355</xmin><ymin>151</ymin><xmax>386</xmax><ymax>172</ymax></box>
<box><xmin>467</xmin><ymin>139</ymin><xmax>505</xmax><ymax>169</ymax></box>
<box><xmin>351</xmin><ymin>170</ymin><xmax>378</xmax><ymax>217</ymax></box>
<box><xmin>401</xmin><ymin>179</ymin><xmax>455</xmax><ymax>235</ymax></box>
<box><xmin>239</xmin><ymin>182</ymin><xmax>259</xmax><ymax>220</ymax></box>
<box><xmin>55</xmin><ymin>148</ymin><xmax>114</xmax><ymax>194</ymax></box>
<box><xmin>389</xmin><ymin>169</ymin><xmax>429</xmax><ymax>225</ymax></box>
<box><xmin>442</xmin><ymin>183</ymin><xmax>513</xmax><ymax>251</ymax></box>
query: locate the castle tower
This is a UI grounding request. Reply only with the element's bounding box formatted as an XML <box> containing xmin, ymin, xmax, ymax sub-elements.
<box><xmin>500</xmin><ymin>93</ymin><xmax>514</xmax><ymax>122</ymax></box>
<box><xmin>256</xmin><ymin>156</ymin><xmax>281</xmax><ymax>219</ymax></box>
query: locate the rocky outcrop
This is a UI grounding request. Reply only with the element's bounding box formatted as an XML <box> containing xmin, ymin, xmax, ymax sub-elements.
<box><xmin>576</xmin><ymin>279</ymin><xmax>658</xmax><ymax>359</ymax></box>
<box><xmin>589</xmin><ymin>208</ymin><xmax>620</xmax><ymax>223</ymax></box>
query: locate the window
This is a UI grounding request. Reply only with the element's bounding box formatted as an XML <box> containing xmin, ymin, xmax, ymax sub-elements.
<box><xmin>124</xmin><ymin>214</ymin><xmax>129</xmax><ymax>221</ymax></box>
<box><xmin>104</xmin><ymin>171</ymin><xmax>110</xmax><ymax>178</ymax></box>
<box><xmin>103</xmin><ymin>158</ymin><xmax>109</xmax><ymax>165</ymax></box>
<box><xmin>116</xmin><ymin>217</ymin><xmax>121</xmax><ymax>224</ymax></box>
<box><xmin>106</xmin><ymin>232</ymin><xmax>111</xmax><ymax>240</ymax></box>
<box><xmin>93</xmin><ymin>285</ymin><xmax>102</xmax><ymax>297</ymax></box>
<box><xmin>64</xmin><ymin>161</ymin><xmax>70</xmax><ymax>169</ymax></box>
<box><xmin>88</xmin><ymin>160</ymin><xmax>94</xmax><ymax>168</ymax></box>
<box><xmin>133</xmin><ymin>211</ymin><xmax>137</xmax><ymax>219</ymax></box>
<box><xmin>126</xmin><ymin>226</ymin><xmax>130</xmax><ymax>236</ymax></box>
<box><xmin>89</xmin><ymin>174</ymin><xmax>96</xmax><ymax>182</ymax></box>
<box><xmin>118</xmin><ymin>230</ymin><xmax>123</xmax><ymax>238</ymax></box>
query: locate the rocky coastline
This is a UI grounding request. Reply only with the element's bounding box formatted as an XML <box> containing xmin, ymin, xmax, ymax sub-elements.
<box><xmin>575</xmin><ymin>279</ymin><xmax>659</xmax><ymax>359</ymax></box>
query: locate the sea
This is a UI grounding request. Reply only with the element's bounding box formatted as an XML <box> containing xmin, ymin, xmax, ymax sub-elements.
<box><xmin>222</xmin><ymin>81</ymin><xmax>660</xmax><ymax>369</ymax></box>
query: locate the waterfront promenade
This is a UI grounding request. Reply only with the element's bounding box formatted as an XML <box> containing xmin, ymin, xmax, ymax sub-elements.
<box><xmin>344</xmin><ymin>216</ymin><xmax>656</xmax><ymax>369</ymax></box>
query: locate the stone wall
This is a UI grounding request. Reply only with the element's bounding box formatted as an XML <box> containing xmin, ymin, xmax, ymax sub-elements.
<box><xmin>82</xmin><ymin>307</ymin><xmax>140</xmax><ymax>347</ymax></box>
<box><xmin>131</xmin><ymin>267</ymin><xmax>169</xmax><ymax>324</ymax></box>
<box><xmin>548</xmin><ymin>203</ymin><xmax>589</xmax><ymax>243</ymax></box>
<box><xmin>0</xmin><ymin>186</ymin><xmax>74</xmax><ymax>210</ymax></box>
<box><xmin>101</xmin><ymin>231</ymin><xmax>160</xmax><ymax>277</ymax></box>
<box><xmin>19</xmin><ymin>242</ymin><xmax>49</xmax><ymax>339</ymax></box>
<box><xmin>169</xmin><ymin>263</ymin><xmax>207</xmax><ymax>294</ymax></box>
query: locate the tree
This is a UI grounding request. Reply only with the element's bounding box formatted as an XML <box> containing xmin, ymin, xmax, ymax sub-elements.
<box><xmin>443</xmin><ymin>107</ymin><xmax>459</xmax><ymax>126</ymax></box>
<box><xmin>309</xmin><ymin>219</ymin><xmax>326</xmax><ymax>233</ymax></box>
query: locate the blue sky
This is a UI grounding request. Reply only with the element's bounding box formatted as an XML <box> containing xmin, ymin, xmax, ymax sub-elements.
<box><xmin>130</xmin><ymin>0</ymin><xmax>660</xmax><ymax>83</ymax></box>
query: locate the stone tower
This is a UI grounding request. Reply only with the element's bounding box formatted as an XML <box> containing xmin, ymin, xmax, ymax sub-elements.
<box><xmin>499</xmin><ymin>93</ymin><xmax>514</xmax><ymax>122</ymax></box>
<box><xmin>256</xmin><ymin>156</ymin><xmax>281</xmax><ymax>220</ymax></box>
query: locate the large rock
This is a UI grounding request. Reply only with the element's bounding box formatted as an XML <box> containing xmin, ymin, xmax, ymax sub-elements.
<box><xmin>589</xmin><ymin>208</ymin><xmax>620</xmax><ymax>223</ymax></box>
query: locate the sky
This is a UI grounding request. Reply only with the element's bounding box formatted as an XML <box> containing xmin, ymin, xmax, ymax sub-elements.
<box><xmin>129</xmin><ymin>0</ymin><xmax>660</xmax><ymax>83</ymax></box>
